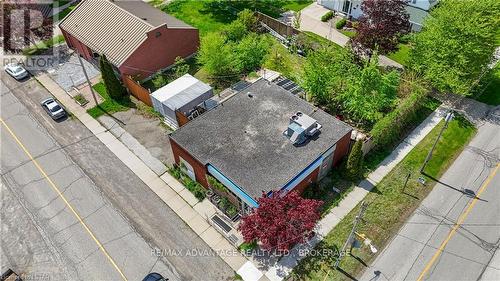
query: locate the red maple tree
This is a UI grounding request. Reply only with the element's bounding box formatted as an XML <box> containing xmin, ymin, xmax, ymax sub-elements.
<box><xmin>238</xmin><ymin>191</ymin><xmax>323</xmax><ymax>252</ymax></box>
<box><xmin>351</xmin><ymin>0</ymin><xmax>410</xmax><ymax>56</ymax></box>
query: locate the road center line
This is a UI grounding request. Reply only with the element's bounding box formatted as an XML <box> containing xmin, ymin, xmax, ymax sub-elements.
<box><xmin>417</xmin><ymin>162</ymin><xmax>500</xmax><ymax>281</ymax></box>
<box><xmin>0</xmin><ymin>118</ymin><xmax>128</xmax><ymax>281</ymax></box>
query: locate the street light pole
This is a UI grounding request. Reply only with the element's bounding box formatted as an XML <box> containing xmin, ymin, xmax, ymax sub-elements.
<box><xmin>335</xmin><ymin>201</ymin><xmax>368</xmax><ymax>268</ymax></box>
<box><xmin>77</xmin><ymin>54</ymin><xmax>98</xmax><ymax>106</ymax></box>
<box><xmin>420</xmin><ymin>111</ymin><xmax>454</xmax><ymax>173</ymax></box>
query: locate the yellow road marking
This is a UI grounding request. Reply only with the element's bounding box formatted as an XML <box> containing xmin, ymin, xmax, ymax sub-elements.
<box><xmin>417</xmin><ymin>163</ymin><xmax>500</xmax><ymax>281</ymax></box>
<box><xmin>0</xmin><ymin>118</ymin><xmax>128</xmax><ymax>281</ymax></box>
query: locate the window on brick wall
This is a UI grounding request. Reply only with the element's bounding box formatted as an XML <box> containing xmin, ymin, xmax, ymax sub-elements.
<box><xmin>179</xmin><ymin>157</ymin><xmax>195</xmax><ymax>181</ymax></box>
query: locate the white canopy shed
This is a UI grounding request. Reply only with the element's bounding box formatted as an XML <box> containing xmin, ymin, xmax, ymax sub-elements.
<box><xmin>150</xmin><ymin>74</ymin><xmax>213</xmax><ymax>129</ymax></box>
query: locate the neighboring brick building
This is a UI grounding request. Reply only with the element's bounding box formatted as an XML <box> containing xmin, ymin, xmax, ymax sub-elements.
<box><xmin>169</xmin><ymin>79</ymin><xmax>353</xmax><ymax>213</ymax></box>
<box><xmin>59</xmin><ymin>0</ymin><xmax>199</xmax><ymax>79</ymax></box>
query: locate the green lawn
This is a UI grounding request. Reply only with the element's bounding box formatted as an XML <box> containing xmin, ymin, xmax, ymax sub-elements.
<box><xmin>292</xmin><ymin>116</ymin><xmax>476</xmax><ymax>281</ymax></box>
<box><xmin>473</xmin><ymin>64</ymin><xmax>500</xmax><ymax>106</ymax></box>
<box><xmin>22</xmin><ymin>35</ymin><xmax>65</xmax><ymax>56</ymax></box>
<box><xmin>163</xmin><ymin>0</ymin><xmax>313</xmax><ymax>36</ymax></box>
<box><xmin>263</xmin><ymin>36</ymin><xmax>305</xmax><ymax>83</ymax></box>
<box><xmin>282</xmin><ymin>0</ymin><xmax>313</xmax><ymax>12</ymax></box>
<box><xmin>387</xmin><ymin>43</ymin><xmax>411</xmax><ymax>66</ymax></box>
<box><xmin>340</xmin><ymin>30</ymin><xmax>356</xmax><ymax>38</ymax></box>
<box><xmin>163</xmin><ymin>0</ymin><xmax>232</xmax><ymax>36</ymax></box>
<box><xmin>87</xmin><ymin>83</ymin><xmax>134</xmax><ymax>118</ymax></box>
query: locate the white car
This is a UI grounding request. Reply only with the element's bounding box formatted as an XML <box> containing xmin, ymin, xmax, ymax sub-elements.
<box><xmin>4</xmin><ymin>63</ymin><xmax>29</xmax><ymax>80</ymax></box>
<box><xmin>41</xmin><ymin>97</ymin><xmax>66</xmax><ymax>120</ymax></box>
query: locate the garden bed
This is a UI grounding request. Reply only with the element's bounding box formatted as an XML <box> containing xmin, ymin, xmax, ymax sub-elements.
<box><xmin>168</xmin><ymin>166</ymin><xmax>206</xmax><ymax>201</ymax></box>
<box><xmin>87</xmin><ymin>82</ymin><xmax>134</xmax><ymax>118</ymax></box>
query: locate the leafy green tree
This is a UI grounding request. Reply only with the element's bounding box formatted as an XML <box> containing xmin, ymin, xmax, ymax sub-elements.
<box><xmin>173</xmin><ymin>56</ymin><xmax>189</xmax><ymax>78</ymax></box>
<box><xmin>345</xmin><ymin>140</ymin><xmax>364</xmax><ymax>180</ymax></box>
<box><xmin>302</xmin><ymin>46</ymin><xmax>357</xmax><ymax>106</ymax></box>
<box><xmin>235</xmin><ymin>33</ymin><xmax>270</xmax><ymax>72</ymax></box>
<box><xmin>335</xmin><ymin>56</ymin><xmax>399</xmax><ymax>125</ymax></box>
<box><xmin>197</xmin><ymin>32</ymin><xmax>237</xmax><ymax>77</ymax></box>
<box><xmin>236</xmin><ymin>9</ymin><xmax>258</xmax><ymax>31</ymax></box>
<box><xmin>223</xmin><ymin>20</ymin><xmax>248</xmax><ymax>41</ymax></box>
<box><xmin>263</xmin><ymin>42</ymin><xmax>294</xmax><ymax>77</ymax></box>
<box><xmin>409</xmin><ymin>0</ymin><xmax>500</xmax><ymax>95</ymax></box>
<box><xmin>99</xmin><ymin>54</ymin><xmax>126</xmax><ymax>100</ymax></box>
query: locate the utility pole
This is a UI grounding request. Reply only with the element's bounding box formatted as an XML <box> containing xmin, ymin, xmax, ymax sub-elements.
<box><xmin>402</xmin><ymin>173</ymin><xmax>411</xmax><ymax>193</ymax></box>
<box><xmin>420</xmin><ymin>111</ymin><xmax>454</xmax><ymax>173</ymax></box>
<box><xmin>77</xmin><ymin>54</ymin><xmax>98</xmax><ymax>106</ymax></box>
<box><xmin>335</xmin><ymin>201</ymin><xmax>368</xmax><ymax>268</ymax></box>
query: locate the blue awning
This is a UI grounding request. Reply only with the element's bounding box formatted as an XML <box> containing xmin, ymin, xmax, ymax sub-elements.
<box><xmin>207</xmin><ymin>165</ymin><xmax>259</xmax><ymax>208</ymax></box>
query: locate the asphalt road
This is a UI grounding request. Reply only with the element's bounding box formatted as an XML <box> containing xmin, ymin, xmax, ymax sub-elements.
<box><xmin>359</xmin><ymin>116</ymin><xmax>500</xmax><ymax>281</ymax></box>
<box><xmin>1</xmin><ymin>74</ymin><xmax>233</xmax><ymax>281</ymax></box>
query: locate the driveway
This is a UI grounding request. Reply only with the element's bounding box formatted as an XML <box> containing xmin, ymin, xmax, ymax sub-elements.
<box><xmin>299</xmin><ymin>3</ymin><xmax>403</xmax><ymax>69</ymax></box>
<box><xmin>98</xmin><ymin>107</ymin><xmax>174</xmax><ymax>175</ymax></box>
<box><xmin>31</xmin><ymin>44</ymin><xmax>100</xmax><ymax>92</ymax></box>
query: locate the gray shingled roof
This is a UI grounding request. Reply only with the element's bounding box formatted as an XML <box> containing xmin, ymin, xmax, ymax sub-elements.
<box><xmin>170</xmin><ymin>79</ymin><xmax>352</xmax><ymax>199</ymax></box>
<box><xmin>60</xmin><ymin>0</ymin><xmax>193</xmax><ymax>66</ymax></box>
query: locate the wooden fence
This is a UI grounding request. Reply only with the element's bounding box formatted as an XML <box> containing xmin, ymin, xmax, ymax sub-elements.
<box><xmin>255</xmin><ymin>11</ymin><xmax>300</xmax><ymax>38</ymax></box>
<box><xmin>122</xmin><ymin>75</ymin><xmax>152</xmax><ymax>106</ymax></box>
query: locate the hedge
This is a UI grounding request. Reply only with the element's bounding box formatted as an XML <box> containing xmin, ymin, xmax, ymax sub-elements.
<box><xmin>336</xmin><ymin>18</ymin><xmax>347</xmax><ymax>29</ymax></box>
<box><xmin>321</xmin><ymin>11</ymin><xmax>334</xmax><ymax>22</ymax></box>
<box><xmin>370</xmin><ymin>83</ymin><xmax>428</xmax><ymax>148</ymax></box>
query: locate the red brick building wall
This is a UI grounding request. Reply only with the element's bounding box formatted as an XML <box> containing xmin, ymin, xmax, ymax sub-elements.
<box><xmin>170</xmin><ymin>138</ymin><xmax>209</xmax><ymax>188</ymax></box>
<box><xmin>169</xmin><ymin>130</ymin><xmax>351</xmax><ymax>199</ymax></box>
<box><xmin>332</xmin><ymin>132</ymin><xmax>352</xmax><ymax>167</ymax></box>
<box><xmin>293</xmin><ymin>168</ymin><xmax>320</xmax><ymax>194</ymax></box>
<box><xmin>60</xmin><ymin>25</ymin><xmax>199</xmax><ymax>80</ymax></box>
<box><xmin>119</xmin><ymin>25</ymin><xmax>199</xmax><ymax>79</ymax></box>
<box><xmin>61</xmin><ymin>29</ymin><xmax>93</xmax><ymax>61</ymax></box>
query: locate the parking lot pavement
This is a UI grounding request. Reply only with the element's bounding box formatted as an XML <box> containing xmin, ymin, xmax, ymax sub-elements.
<box><xmin>30</xmin><ymin>45</ymin><xmax>100</xmax><ymax>91</ymax></box>
<box><xmin>98</xmin><ymin>107</ymin><xmax>174</xmax><ymax>169</ymax></box>
<box><xmin>1</xmin><ymin>75</ymin><xmax>234</xmax><ymax>280</ymax></box>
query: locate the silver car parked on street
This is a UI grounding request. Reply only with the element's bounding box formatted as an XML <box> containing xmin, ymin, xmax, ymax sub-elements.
<box><xmin>41</xmin><ymin>97</ymin><xmax>66</xmax><ymax>120</ymax></box>
<box><xmin>4</xmin><ymin>63</ymin><xmax>29</xmax><ymax>80</ymax></box>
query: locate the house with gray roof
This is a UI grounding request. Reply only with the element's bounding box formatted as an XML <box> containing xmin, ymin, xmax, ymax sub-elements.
<box><xmin>59</xmin><ymin>0</ymin><xmax>199</xmax><ymax>79</ymax></box>
<box><xmin>169</xmin><ymin>79</ymin><xmax>353</xmax><ymax>213</ymax></box>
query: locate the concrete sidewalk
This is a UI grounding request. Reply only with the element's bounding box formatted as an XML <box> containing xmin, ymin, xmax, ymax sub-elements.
<box><xmin>34</xmin><ymin>74</ymin><xmax>261</xmax><ymax>280</ymax></box>
<box><xmin>299</xmin><ymin>3</ymin><xmax>403</xmax><ymax>69</ymax></box>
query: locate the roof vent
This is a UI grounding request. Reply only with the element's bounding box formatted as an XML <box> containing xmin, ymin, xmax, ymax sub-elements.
<box><xmin>283</xmin><ymin>111</ymin><xmax>322</xmax><ymax>144</ymax></box>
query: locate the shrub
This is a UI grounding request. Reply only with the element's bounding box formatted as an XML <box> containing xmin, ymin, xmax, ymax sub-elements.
<box><xmin>399</xmin><ymin>33</ymin><xmax>414</xmax><ymax>44</ymax></box>
<box><xmin>370</xmin><ymin>80</ymin><xmax>428</xmax><ymax>148</ymax></box>
<box><xmin>321</xmin><ymin>11</ymin><xmax>334</xmax><ymax>22</ymax></box>
<box><xmin>223</xmin><ymin>20</ymin><xmax>248</xmax><ymax>42</ymax></box>
<box><xmin>73</xmin><ymin>94</ymin><xmax>88</xmax><ymax>105</ymax></box>
<box><xmin>238</xmin><ymin>240</ymin><xmax>257</xmax><ymax>254</ymax></box>
<box><xmin>168</xmin><ymin>165</ymin><xmax>206</xmax><ymax>201</ymax></box>
<box><xmin>336</xmin><ymin>18</ymin><xmax>347</xmax><ymax>29</ymax></box>
<box><xmin>99</xmin><ymin>54</ymin><xmax>126</xmax><ymax>100</ymax></box>
<box><xmin>207</xmin><ymin>175</ymin><xmax>228</xmax><ymax>193</ymax></box>
<box><xmin>345</xmin><ymin>140</ymin><xmax>363</xmax><ymax>180</ymax></box>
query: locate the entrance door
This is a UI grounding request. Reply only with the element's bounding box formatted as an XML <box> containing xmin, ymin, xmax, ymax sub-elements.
<box><xmin>342</xmin><ymin>0</ymin><xmax>351</xmax><ymax>14</ymax></box>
